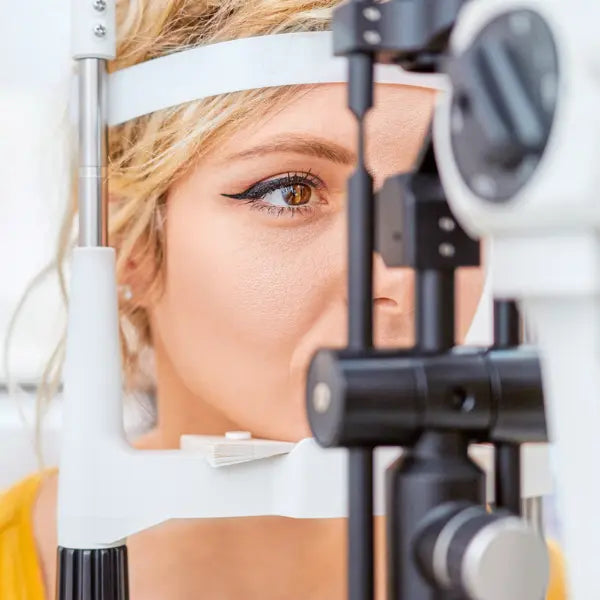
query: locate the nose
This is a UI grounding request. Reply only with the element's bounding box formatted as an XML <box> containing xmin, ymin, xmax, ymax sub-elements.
<box><xmin>372</xmin><ymin>252</ymin><xmax>410</xmax><ymax>310</ymax></box>
<box><xmin>372</xmin><ymin>253</ymin><xmax>414</xmax><ymax>346</ymax></box>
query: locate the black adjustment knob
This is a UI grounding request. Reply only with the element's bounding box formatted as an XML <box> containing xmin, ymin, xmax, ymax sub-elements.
<box><xmin>446</xmin><ymin>9</ymin><xmax>559</xmax><ymax>203</ymax></box>
<box><xmin>57</xmin><ymin>546</ymin><xmax>129</xmax><ymax>600</ymax></box>
<box><xmin>416</xmin><ymin>502</ymin><xmax>549</xmax><ymax>600</ymax></box>
<box><xmin>461</xmin><ymin>39</ymin><xmax>547</xmax><ymax>168</ymax></box>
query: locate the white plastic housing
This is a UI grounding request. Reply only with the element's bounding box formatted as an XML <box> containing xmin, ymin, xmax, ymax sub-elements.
<box><xmin>434</xmin><ymin>2</ymin><xmax>600</xmax><ymax>597</ymax></box>
<box><xmin>57</xmin><ymin>247</ymin><xmax>126</xmax><ymax>547</ymax></box>
<box><xmin>106</xmin><ymin>31</ymin><xmax>447</xmax><ymax>126</ymax></box>
<box><xmin>520</xmin><ymin>297</ymin><xmax>600</xmax><ymax>600</ymax></box>
<box><xmin>435</xmin><ymin>0</ymin><xmax>600</xmax><ymax>239</ymax></box>
<box><xmin>56</xmin><ymin>250</ymin><xmax>553</xmax><ymax>551</ymax></box>
<box><xmin>71</xmin><ymin>0</ymin><xmax>116</xmax><ymax>60</ymax></box>
<box><xmin>56</xmin><ymin>249</ymin><xmax>553</xmax><ymax>548</ymax></box>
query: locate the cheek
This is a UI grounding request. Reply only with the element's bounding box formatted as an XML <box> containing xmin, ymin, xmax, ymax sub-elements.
<box><xmin>456</xmin><ymin>266</ymin><xmax>486</xmax><ymax>341</ymax></box>
<box><xmin>155</xmin><ymin>198</ymin><xmax>345</xmax><ymax>355</ymax></box>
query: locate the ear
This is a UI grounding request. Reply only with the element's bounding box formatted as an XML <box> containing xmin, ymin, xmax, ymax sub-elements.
<box><xmin>110</xmin><ymin>191</ymin><xmax>167</xmax><ymax>308</ymax></box>
<box><xmin>117</xmin><ymin>233</ymin><xmax>163</xmax><ymax>309</ymax></box>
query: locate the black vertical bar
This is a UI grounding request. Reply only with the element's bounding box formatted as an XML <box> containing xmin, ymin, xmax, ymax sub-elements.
<box><xmin>493</xmin><ymin>300</ymin><xmax>520</xmax><ymax>347</ymax></box>
<box><xmin>349</xmin><ymin>449</ymin><xmax>374</xmax><ymax>600</ymax></box>
<box><xmin>346</xmin><ymin>51</ymin><xmax>375</xmax><ymax>600</ymax></box>
<box><xmin>347</xmin><ymin>52</ymin><xmax>374</xmax><ymax>352</ymax></box>
<box><xmin>347</xmin><ymin>162</ymin><xmax>374</xmax><ymax>350</ymax></box>
<box><xmin>493</xmin><ymin>300</ymin><xmax>522</xmax><ymax>515</ymax></box>
<box><xmin>495</xmin><ymin>443</ymin><xmax>522</xmax><ymax>515</ymax></box>
<box><xmin>416</xmin><ymin>270</ymin><xmax>455</xmax><ymax>352</ymax></box>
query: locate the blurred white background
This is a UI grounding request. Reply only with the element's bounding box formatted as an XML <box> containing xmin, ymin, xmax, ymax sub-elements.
<box><xmin>1</xmin><ymin>0</ymin><xmax>72</xmax><ymax>384</ymax></box>
<box><xmin>0</xmin><ymin>0</ymin><xmax>72</xmax><ymax>487</ymax></box>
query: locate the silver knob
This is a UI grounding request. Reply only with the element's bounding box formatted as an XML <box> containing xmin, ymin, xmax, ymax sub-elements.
<box><xmin>460</xmin><ymin>516</ymin><xmax>549</xmax><ymax>600</ymax></box>
<box><xmin>418</xmin><ymin>503</ymin><xmax>550</xmax><ymax>600</ymax></box>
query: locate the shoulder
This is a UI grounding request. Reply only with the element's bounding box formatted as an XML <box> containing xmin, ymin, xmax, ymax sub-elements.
<box><xmin>0</xmin><ymin>471</ymin><xmax>43</xmax><ymax>525</ymax></box>
<box><xmin>0</xmin><ymin>470</ymin><xmax>55</xmax><ymax>600</ymax></box>
<box><xmin>32</xmin><ymin>469</ymin><xmax>59</xmax><ymax>599</ymax></box>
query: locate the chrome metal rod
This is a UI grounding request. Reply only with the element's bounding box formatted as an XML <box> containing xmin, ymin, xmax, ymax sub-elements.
<box><xmin>522</xmin><ymin>496</ymin><xmax>544</xmax><ymax>535</ymax></box>
<box><xmin>78</xmin><ymin>58</ymin><xmax>108</xmax><ymax>247</ymax></box>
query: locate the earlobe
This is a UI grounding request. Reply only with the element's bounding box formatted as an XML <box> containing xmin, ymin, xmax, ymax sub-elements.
<box><xmin>119</xmin><ymin>284</ymin><xmax>134</xmax><ymax>301</ymax></box>
<box><xmin>118</xmin><ymin>250</ymin><xmax>157</xmax><ymax>309</ymax></box>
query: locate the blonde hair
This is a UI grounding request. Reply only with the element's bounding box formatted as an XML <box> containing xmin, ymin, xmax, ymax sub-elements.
<box><xmin>8</xmin><ymin>0</ymin><xmax>342</xmax><ymax>460</ymax></box>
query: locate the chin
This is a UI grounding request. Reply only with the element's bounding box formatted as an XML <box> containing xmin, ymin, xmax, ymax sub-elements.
<box><xmin>262</xmin><ymin>411</ymin><xmax>312</xmax><ymax>443</ymax></box>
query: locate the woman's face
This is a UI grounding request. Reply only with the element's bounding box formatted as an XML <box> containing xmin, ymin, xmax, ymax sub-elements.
<box><xmin>147</xmin><ymin>83</ymin><xmax>484</xmax><ymax>441</ymax></box>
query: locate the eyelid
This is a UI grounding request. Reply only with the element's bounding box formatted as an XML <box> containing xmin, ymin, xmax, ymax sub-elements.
<box><xmin>222</xmin><ymin>170</ymin><xmax>325</xmax><ymax>200</ymax></box>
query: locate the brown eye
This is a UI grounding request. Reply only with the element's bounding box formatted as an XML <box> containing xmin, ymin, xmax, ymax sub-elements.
<box><xmin>221</xmin><ymin>171</ymin><xmax>324</xmax><ymax>216</ymax></box>
<box><xmin>282</xmin><ymin>184</ymin><xmax>312</xmax><ymax>206</ymax></box>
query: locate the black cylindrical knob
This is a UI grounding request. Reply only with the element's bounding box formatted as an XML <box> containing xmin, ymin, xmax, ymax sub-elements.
<box><xmin>306</xmin><ymin>348</ymin><xmax>422</xmax><ymax>448</ymax></box>
<box><xmin>486</xmin><ymin>347</ymin><xmax>547</xmax><ymax>443</ymax></box>
<box><xmin>306</xmin><ymin>347</ymin><xmax>545</xmax><ymax>449</ymax></box>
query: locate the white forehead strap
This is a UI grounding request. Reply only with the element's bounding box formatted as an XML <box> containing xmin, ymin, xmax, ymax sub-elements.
<box><xmin>108</xmin><ymin>30</ymin><xmax>448</xmax><ymax>126</ymax></box>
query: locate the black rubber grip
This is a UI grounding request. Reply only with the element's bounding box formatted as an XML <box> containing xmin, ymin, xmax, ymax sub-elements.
<box><xmin>56</xmin><ymin>546</ymin><xmax>129</xmax><ymax>600</ymax></box>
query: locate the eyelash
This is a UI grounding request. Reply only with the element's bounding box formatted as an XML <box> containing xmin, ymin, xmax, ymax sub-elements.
<box><xmin>221</xmin><ymin>170</ymin><xmax>326</xmax><ymax>218</ymax></box>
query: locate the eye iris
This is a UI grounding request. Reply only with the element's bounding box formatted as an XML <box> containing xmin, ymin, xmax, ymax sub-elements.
<box><xmin>282</xmin><ymin>184</ymin><xmax>311</xmax><ymax>206</ymax></box>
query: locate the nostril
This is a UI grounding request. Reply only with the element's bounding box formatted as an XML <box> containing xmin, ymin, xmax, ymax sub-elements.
<box><xmin>374</xmin><ymin>297</ymin><xmax>398</xmax><ymax>309</ymax></box>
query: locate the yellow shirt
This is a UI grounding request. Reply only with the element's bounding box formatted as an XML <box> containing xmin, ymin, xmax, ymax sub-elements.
<box><xmin>0</xmin><ymin>473</ymin><xmax>47</xmax><ymax>600</ymax></box>
<box><xmin>0</xmin><ymin>473</ymin><xmax>568</xmax><ymax>600</ymax></box>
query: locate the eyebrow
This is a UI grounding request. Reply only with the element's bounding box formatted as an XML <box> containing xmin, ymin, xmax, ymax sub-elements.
<box><xmin>220</xmin><ymin>134</ymin><xmax>357</xmax><ymax>166</ymax></box>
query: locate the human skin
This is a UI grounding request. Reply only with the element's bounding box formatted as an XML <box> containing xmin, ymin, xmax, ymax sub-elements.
<box><xmin>136</xmin><ymin>82</ymin><xmax>484</xmax><ymax>448</ymax></box>
<box><xmin>33</xmin><ymin>83</ymin><xmax>484</xmax><ymax>600</ymax></box>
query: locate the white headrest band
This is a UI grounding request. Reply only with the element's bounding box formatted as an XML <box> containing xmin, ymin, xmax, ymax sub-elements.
<box><xmin>108</xmin><ymin>30</ymin><xmax>448</xmax><ymax>126</ymax></box>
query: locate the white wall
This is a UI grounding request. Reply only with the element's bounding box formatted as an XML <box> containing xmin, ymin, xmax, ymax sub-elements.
<box><xmin>0</xmin><ymin>0</ymin><xmax>71</xmax><ymax>89</ymax></box>
<box><xmin>0</xmin><ymin>0</ymin><xmax>73</xmax><ymax>487</ymax></box>
<box><xmin>0</xmin><ymin>0</ymin><xmax>72</xmax><ymax>383</ymax></box>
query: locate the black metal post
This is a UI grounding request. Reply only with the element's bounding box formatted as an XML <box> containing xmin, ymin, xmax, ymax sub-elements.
<box><xmin>348</xmin><ymin>450</ymin><xmax>374</xmax><ymax>600</ymax></box>
<box><xmin>493</xmin><ymin>300</ymin><xmax>522</xmax><ymax>515</ymax></box>
<box><xmin>346</xmin><ymin>50</ymin><xmax>375</xmax><ymax>600</ymax></box>
<box><xmin>493</xmin><ymin>300</ymin><xmax>520</xmax><ymax>348</ymax></box>
<box><xmin>417</xmin><ymin>270</ymin><xmax>455</xmax><ymax>353</ymax></box>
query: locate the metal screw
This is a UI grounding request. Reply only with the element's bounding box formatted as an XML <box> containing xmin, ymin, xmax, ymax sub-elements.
<box><xmin>438</xmin><ymin>217</ymin><xmax>456</xmax><ymax>232</ymax></box>
<box><xmin>93</xmin><ymin>0</ymin><xmax>107</xmax><ymax>11</ymax></box>
<box><xmin>363</xmin><ymin>30</ymin><xmax>382</xmax><ymax>45</ymax></box>
<box><xmin>439</xmin><ymin>243</ymin><xmax>456</xmax><ymax>258</ymax></box>
<box><xmin>363</xmin><ymin>7</ymin><xmax>382</xmax><ymax>22</ymax></box>
<box><xmin>313</xmin><ymin>382</ymin><xmax>332</xmax><ymax>414</ymax></box>
<box><xmin>94</xmin><ymin>24</ymin><xmax>107</xmax><ymax>37</ymax></box>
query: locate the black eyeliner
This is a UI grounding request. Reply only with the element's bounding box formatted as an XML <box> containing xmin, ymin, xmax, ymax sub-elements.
<box><xmin>221</xmin><ymin>170</ymin><xmax>322</xmax><ymax>200</ymax></box>
<box><xmin>221</xmin><ymin>178</ymin><xmax>286</xmax><ymax>200</ymax></box>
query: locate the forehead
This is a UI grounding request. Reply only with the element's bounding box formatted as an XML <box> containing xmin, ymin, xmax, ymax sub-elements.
<box><xmin>232</xmin><ymin>83</ymin><xmax>437</xmax><ymax>146</ymax></box>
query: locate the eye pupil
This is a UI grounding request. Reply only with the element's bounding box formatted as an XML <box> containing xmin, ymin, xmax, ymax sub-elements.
<box><xmin>283</xmin><ymin>184</ymin><xmax>311</xmax><ymax>206</ymax></box>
